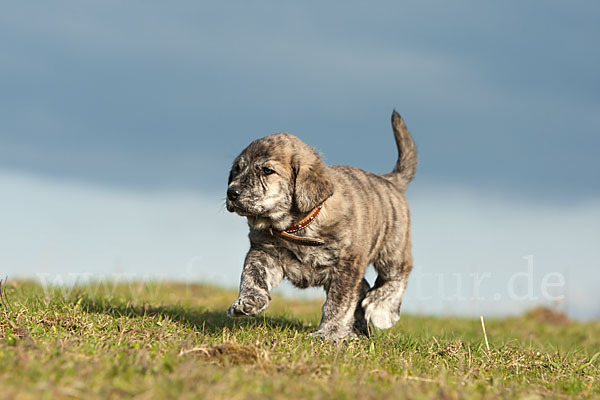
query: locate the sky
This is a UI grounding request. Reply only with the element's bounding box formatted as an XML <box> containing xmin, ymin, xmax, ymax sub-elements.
<box><xmin>1</xmin><ymin>1</ymin><xmax>599</xmax><ymax>319</ymax></box>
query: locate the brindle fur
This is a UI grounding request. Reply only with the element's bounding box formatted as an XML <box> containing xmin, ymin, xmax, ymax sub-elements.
<box><xmin>225</xmin><ymin>111</ymin><xmax>417</xmax><ymax>340</ymax></box>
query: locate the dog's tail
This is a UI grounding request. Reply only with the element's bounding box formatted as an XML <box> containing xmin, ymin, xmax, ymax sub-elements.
<box><xmin>383</xmin><ymin>110</ymin><xmax>417</xmax><ymax>191</ymax></box>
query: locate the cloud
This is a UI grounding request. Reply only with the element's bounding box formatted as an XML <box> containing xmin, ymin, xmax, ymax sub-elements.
<box><xmin>2</xmin><ymin>170</ymin><xmax>598</xmax><ymax>319</ymax></box>
<box><xmin>1</xmin><ymin>1</ymin><xmax>599</xmax><ymax>199</ymax></box>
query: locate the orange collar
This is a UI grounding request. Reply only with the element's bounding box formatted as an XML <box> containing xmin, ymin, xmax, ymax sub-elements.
<box><xmin>271</xmin><ymin>202</ymin><xmax>326</xmax><ymax>246</ymax></box>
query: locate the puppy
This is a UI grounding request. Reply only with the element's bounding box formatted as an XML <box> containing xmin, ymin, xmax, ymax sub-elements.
<box><xmin>226</xmin><ymin>111</ymin><xmax>417</xmax><ymax>340</ymax></box>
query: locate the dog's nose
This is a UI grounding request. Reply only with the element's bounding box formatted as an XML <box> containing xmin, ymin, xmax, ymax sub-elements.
<box><xmin>227</xmin><ymin>188</ymin><xmax>240</xmax><ymax>201</ymax></box>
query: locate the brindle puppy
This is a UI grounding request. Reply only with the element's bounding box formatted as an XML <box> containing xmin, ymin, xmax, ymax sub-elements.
<box><xmin>225</xmin><ymin>111</ymin><xmax>417</xmax><ymax>340</ymax></box>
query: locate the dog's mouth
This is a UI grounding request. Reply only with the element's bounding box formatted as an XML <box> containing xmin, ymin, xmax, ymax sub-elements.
<box><xmin>227</xmin><ymin>200</ymin><xmax>276</xmax><ymax>223</ymax></box>
<box><xmin>226</xmin><ymin>200</ymin><xmax>255</xmax><ymax>217</ymax></box>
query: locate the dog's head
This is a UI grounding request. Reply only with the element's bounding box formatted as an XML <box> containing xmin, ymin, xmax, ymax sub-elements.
<box><xmin>226</xmin><ymin>133</ymin><xmax>334</xmax><ymax>230</ymax></box>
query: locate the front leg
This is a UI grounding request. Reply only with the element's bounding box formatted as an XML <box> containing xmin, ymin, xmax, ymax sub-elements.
<box><xmin>228</xmin><ymin>248</ymin><xmax>283</xmax><ymax>318</ymax></box>
<box><xmin>310</xmin><ymin>263</ymin><xmax>364</xmax><ymax>340</ymax></box>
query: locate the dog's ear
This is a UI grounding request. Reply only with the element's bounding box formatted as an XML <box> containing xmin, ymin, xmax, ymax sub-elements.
<box><xmin>292</xmin><ymin>152</ymin><xmax>334</xmax><ymax>213</ymax></box>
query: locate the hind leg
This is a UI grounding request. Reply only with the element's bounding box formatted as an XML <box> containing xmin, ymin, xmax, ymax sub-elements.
<box><xmin>353</xmin><ymin>278</ymin><xmax>371</xmax><ymax>335</ymax></box>
<box><xmin>362</xmin><ymin>248</ymin><xmax>412</xmax><ymax>330</ymax></box>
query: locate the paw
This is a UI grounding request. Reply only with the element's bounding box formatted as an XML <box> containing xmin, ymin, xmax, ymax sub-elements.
<box><xmin>308</xmin><ymin>327</ymin><xmax>358</xmax><ymax>341</ymax></box>
<box><xmin>362</xmin><ymin>294</ymin><xmax>400</xmax><ymax>330</ymax></box>
<box><xmin>227</xmin><ymin>292</ymin><xmax>269</xmax><ymax>318</ymax></box>
<box><xmin>353</xmin><ymin>316</ymin><xmax>371</xmax><ymax>336</ymax></box>
<box><xmin>353</xmin><ymin>299</ymin><xmax>370</xmax><ymax>336</ymax></box>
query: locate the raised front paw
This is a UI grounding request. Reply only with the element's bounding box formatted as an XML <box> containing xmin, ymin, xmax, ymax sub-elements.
<box><xmin>361</xmin><ymin>293</ymin><xmax>400</xmax><ymax>330</ymax></box>
<box><xmin>227</xmin><ymin>291</ymin><xmax>270</xmax><ymax>318</ymax></box>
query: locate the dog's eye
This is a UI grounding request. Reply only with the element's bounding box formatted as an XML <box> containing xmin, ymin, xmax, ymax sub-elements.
<box><xmin>262</xmin><ymin>167</ymin><xmax>275</xmax><ymax>176</ymax></box>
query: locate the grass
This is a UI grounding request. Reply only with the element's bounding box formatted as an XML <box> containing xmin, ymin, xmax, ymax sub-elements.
<box><xmin>0</xmin><ymin>280</ymin><xmax>598</xmax><ymax>399</ymax></box>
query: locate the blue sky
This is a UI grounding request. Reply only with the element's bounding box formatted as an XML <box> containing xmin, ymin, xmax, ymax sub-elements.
<box><xmin>1</xmin><ymin>1</ymin><xmax>599</xmax><ymax>318</ymax></box>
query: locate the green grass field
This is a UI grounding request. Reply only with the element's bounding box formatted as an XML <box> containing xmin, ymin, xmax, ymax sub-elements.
<box><xmin>0</xmin><ymin>280</ymin><xmax>598</xmax><ymax>399</ymax></box>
